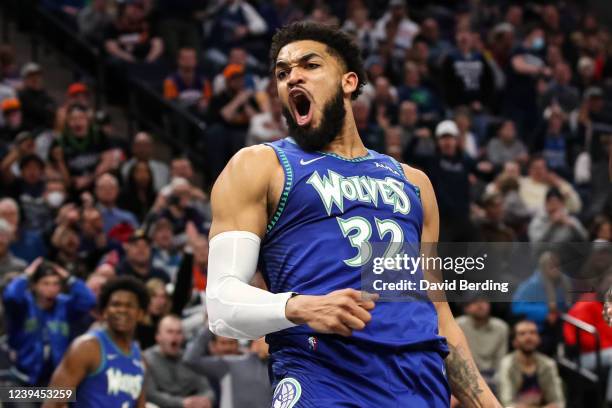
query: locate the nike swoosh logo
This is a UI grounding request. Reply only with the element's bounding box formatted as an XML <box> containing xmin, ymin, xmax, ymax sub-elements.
<box><xmin>300</xmin><ymin>157</ymin><xmax>325</xmax><ymax>165</ymax></box>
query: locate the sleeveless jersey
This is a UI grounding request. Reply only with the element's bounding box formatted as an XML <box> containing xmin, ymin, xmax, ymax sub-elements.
<box><xmin>75</xmin><ymin>329</ymin><xmax>144</xmax><ymax>408</ymax></box>
<box><xmin>261</xmin><ymin>138</ymin><xmax>447</xmax><ymax>352</ymax></box>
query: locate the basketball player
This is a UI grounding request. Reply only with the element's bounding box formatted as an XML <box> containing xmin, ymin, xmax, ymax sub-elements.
<box><xmin>206</xmin><ymin>22</ymin><xmax>501</xmax><ymax>407</ymax></box>
<box><xmin>42</xmin><ymin>277</ymin><xmax>149</xmax><ymax>408</ymax></box>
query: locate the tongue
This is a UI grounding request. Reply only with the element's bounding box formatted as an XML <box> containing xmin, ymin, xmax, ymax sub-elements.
<box><xmin>295</xmin><ymin>106</ymin><xmax>313</xmax><ymax>127</ymax></box>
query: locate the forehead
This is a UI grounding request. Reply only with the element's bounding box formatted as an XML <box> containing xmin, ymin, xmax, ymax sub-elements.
<box><xmin>516</xmin><ymin>322</ymin><xmax>537</xmax><ymax>333</ymax></box>
<box><xmin>276</xmin><ymin>40</ymin><xmax>338</xmax><ymax>66</ymax></box>
<box><xmin>109</xmin><ymin>290</ymin><xmax>139</xmax><ymax>305</ymax></box>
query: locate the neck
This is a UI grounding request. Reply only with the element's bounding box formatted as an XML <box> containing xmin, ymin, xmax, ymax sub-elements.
<box><xmin>517</xmin><ymin>349</ymin><xmax>536</xmax><ymax>364</ymax></box>
<box><xmin>471</xmin><ymin>315</ymin><xmax>489</xmax><ymax>327</ymax></box>
<box><xmin>105</xmin><ymin>326</ymin><xmax>133</xmax><ymax>352</ymax></box>
<box><xmin>321</xmin><ymin>110</ymin><xmax>368</xmax><ymax>158</ymax></box>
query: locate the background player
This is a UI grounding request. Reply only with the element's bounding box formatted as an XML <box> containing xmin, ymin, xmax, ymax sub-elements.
<box><xmin>206</xmin><ymin>22</ymin><xmax>501</xmax><ymax>407</ymax></box>
<box><xmin>43</xmin><ymin>277</ymin><xmax>149</xmax><ymax>408</ymax></box>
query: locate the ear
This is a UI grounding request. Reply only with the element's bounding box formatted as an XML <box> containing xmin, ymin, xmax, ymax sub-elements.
<box><xmin>341</xmin><ymin>72</ymin><xmax>358</xmax><ymax>96</ymax></box>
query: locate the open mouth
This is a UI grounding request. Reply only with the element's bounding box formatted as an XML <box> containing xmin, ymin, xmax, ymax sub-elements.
<box><xmin>289</xmin><ymin>89</ymin><xmax>314</xmax><ymax>127</ymax></box>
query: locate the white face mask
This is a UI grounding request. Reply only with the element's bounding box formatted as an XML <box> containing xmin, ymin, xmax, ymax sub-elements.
<box><xmin>46</xmin><ymin>191</ymin><xmax>65</xmax><ymax>208</ymax></box>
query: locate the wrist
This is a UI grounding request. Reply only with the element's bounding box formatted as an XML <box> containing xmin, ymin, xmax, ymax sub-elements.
<box><xmin>285</xmin><ymin>293</ymin><xmax>307</xmax><ymax>325</ymax></box>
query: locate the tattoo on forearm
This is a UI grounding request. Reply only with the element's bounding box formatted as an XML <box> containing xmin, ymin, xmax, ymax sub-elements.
<box><xmin>446</xmin><ymin>342</ymin><xmax>484</xmax><ymax>407</ymax></box>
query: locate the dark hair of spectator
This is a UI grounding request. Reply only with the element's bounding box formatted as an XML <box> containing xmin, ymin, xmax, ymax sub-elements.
<box><xmin>545</xmin><ymin>187</ymin><xmax>563</xmax><ymax>202</ymax></box>
<box><xmin>30</xmin><ymin>261</ymin><xmax>61</xmax><ymax>284</ymax></box>
<box><xmin>589</xmin><ymin>215</ymin><xmax>611</xmax><ymax>241</ymax></box>
<box><xmin>528</xmin><ymin>153</ymin><xmax>546</xmax><ymax>168</ymax></box>
<box><xmin>269</xmin><ymin>22</ymin><xmax>367</xmax><ymax>100</ymax></box>
<box><xmin>19</xmin><ymin>154</ymin><xmax>45</xmax><ymax>171</ymax></box>
<box><xmin>511</xmin><ymin>318</ymin><xmax>538</xmax><ymax>340</ymax></box>
<box><xmin>98</xmin><ymin>276</ymin><xmax>150</xmax><ymax>311</ymax></box>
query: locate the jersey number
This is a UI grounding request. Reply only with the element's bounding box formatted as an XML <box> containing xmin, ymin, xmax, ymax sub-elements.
<box><xmin>337</xmin><ymin>216</ymin><xmax>404</xmax><ymax>267</ymax></box>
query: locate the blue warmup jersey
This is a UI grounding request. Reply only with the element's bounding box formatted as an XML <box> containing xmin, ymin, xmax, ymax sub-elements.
<box><xmin>261</xmin><ymin>138</ymin><xmax>450</xmax><ymax>407</ymax></box>
<box><xmin>74</xmin><ymin>330</ymin><xmax>144</xmax><ymax>408</ymax></box>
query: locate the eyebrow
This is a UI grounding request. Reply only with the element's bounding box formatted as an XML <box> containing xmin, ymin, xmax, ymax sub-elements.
<box><xmin>275</xmin><ymin>52</ymin><xmax>323</xmax><ymax>70</ymax></box>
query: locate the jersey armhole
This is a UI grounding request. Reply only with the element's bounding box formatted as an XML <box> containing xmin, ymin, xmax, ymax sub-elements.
<box><xmin>88</xmin><ymin>333</ymin><xmax>106</xmax><ymax>377</ymax></box>
<box><xmin>264</xmin><ymin>143</ymin><xmax>294</xmax><ymax>233</ymax></box>
<box><xmin>390</xmin><ymin>158</ymin><xmax>421</xmax><ymax>201</ymax></box>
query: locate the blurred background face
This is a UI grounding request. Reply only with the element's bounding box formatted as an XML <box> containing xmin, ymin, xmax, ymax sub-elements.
<box><xmin>148</xmin><ymin>284</ymin><xmax>169</xmax><ymax>316</ymax></box>
<box><xmin>152</xmin><ymin>222</ymin><xmax>173</xmax><ymax>250</ymax></box>
<box><xmin>541</xmin><ymin>253</ymin><xmax>561</xmax><ymax>280</ymax></box>
<box><xmin>193</xmin><ymin>237</ymin><xmax>209</xmax><ymax>266</ymax></box>
<box><xmin>82</xmin><ymin>208</ymin><xmax>103</xmax><ymax>236</ymax></box>
<box><xmin>6</xmin><ymin>109</ymin><xmax>21</xmax><ymax>128</ymax></box>
<box><xmin>499</xmin><ymin>121</ymin><xmax>516</xmax><ymax>142</ymax></box>
<box><xmin>465</xmin><ymin>300</ymin><xmax>490</xmax><ymax>320</ymax></box>
<box><xmin>0</xmin><ymin>201</ymin><xmax>19</xmax><ymax>229</ymax></box>
<box><xmin>95</xmin><ymin>176</ymin><xmax>119</xmax><ymax>205</ymax></box>
<box><xmin>454</xmin><ymin>113</ymin><xmax>470</xmax><ymax>132</ymax></box>
<box><xmin>156</xmin><ymin>317</ymin><xmax>184</xmax><ymax>357</ymax></box>
<box><xmin>485</xmin><ymin>197</ymin><xmax>504</xmax><ymax>222</ymax></box>
<box><xmin>33</xmin><ymin>275</ymin><xmax>62</xmax><ymax>309</ymax></box>
<box><xmin>94</xmin><ymin>263</ymin><xmax>116</xmax><ymax>279</ymax></box>
<box><xmin>398</xmin><ymin>101</ymin><xmax>417</xmax><ymax>127</ymax></box>
<box><xmin>178</xmin><ymin>49</ymin><xmax>197</xmax><ymax>73</ymax></box>
<box><xmin>132</xmin><ymin>161</ymin><xmax>152</xmax><ymax>189</ymax></box>
<box><xmin>132</xmin><ymin>133</ymin><xmax>153</xmax><ymax>160</ymax></box>
<box><xmin>528</xmin><ymin>159</ymin><xmax>548</xmax><ymax>182</ymax></box>
<box><xmin>67</xmin><ymin>109</ymin><xmax>90</xmax><ymax>138</ymax></box>
<box><xmin>24</xmin><ymin>73</ymin><xmax>43</xmax><ymax>90</ymax></box>
<box><xmin>513</xmin><ymin>321</ymin><xmax>540</xmax><ymax>353</ymax></box>
<box><xmin>126</xmin><ymin>239</ymin><xmax>151</xmax><ymax>267</ymax></box>
<box><xmin>171</xmin><ymin>159</ymin><xmax>193</xmax><ymax>180</ymax></box>
<box><xmin>456</xmin><ymin>30</ymin><xmax>473</xmax><ymax>50</ymax></box>
<box><xmin>545</xmin><ymin>195</ymin><xmax>564</xmax><ymax>217</ymax></box>
<box><xmin>438</xmin><ymin>135</ymin><xmax>458</xmax><ymax>155</ymax></box>
<box><xmin>210</xmin><ymin>336</ymin><xmax>240</xmax><ymax>356</ymax></box>
<box><xmin>21</xmin><ymin>161</ymin><xmax>43</xmax><ymax>184</ymax></box>
<box><xmin>59</xmin><ymin>228</ymin><xmax>80</xmax><ymax>255</ymax></box>
<box><xmin>503</xmin><ymin>161</ymin><xmax>520</xmax><ymax>179</ymax></box>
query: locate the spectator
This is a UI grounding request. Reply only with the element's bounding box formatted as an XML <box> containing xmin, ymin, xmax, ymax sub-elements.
<box><xmin>117</xmin><ymin>229</ymin><xmax>170</xmax><ymax>283</ymax></box>
<box><xmin>207</xmin><ymin>64</ymin><xmax>260</xmax><ymax>179</ymax></box>
<box><xmin>369</xmin><ymin>76</ymin><xmax>398</xmax><ymax>126</ymax></box>
<box><xmin>540</xmin><ymin>62</ymin><xmax>580</xmax><ymax>113</ymax></box>
<box><xmin>17</xmin><ymin>63</ymin><xmax>56</xmax><ymax>132</ymax></box>
<box><xmin>528</xmin><ymin>188</ymin><xmax>588</xmax><ymax>244</ymax></box>
<box><xmin>184</xmin><ymin>330</ymin><xmax>272</xmax><ymax>408</ymax></box>
<box><xmin>79</xmin><ymin>206</ymin><xmax>120</xmax><ymax>271</ymax></box>
<box><xmin>0</xmin><ymin>98</ymin><xmax>23</xmax><ymax>144</ymax></box>
<box><xmin>154</xmin><ymin>0</ymin><xmax>205</xmax><ymax>62</ymax></box>
<box><xmin>0</xmin><ymin>198</ymin><xmax>47</xmax><ymax>263</ymax></box>
<box><xmin>247</xmin><ymin>96</ymin><xmax>286</xmax><ymax>145</ymax></box>
<box><xmin>442</xmin><ymin>29</ymin><xmax>495</xmax><ymax>109</ymax></box>
<box><xmin>118</xmin><ymin>160</ymin><xmax>157</xmax><ymax>223</ymax></box>
<box><xmin>486</xmin><ymin>120</ymin><xmax>528</xmax><ymax>168</ymax></box>
<box><xmin>590</xmin><ymin>214</ymin><xmax>611</xmax><ymax>242</ymax></box>
<box><xmin>397</xmin><ymin>100</ymin><xmax>434</xmax><ymax>157</ymax></box>
<box><xmin>104</xmin><ymin>0</ymin><xmax>164</xmax><ymax>64</ymax></box>
<box><xmin>454</xmin><ymin>107</ymin><xmax>479</xmax><ymax>159</ymax></box>
<box><xmin>137</xmin><ymin>277</ymin><xmax>171</xmax><ymax>349</ymax></box>
<box><xmin>341</xmin><ymin>6</ymin><xmax>376</xmax><ymax>58</ymax></box>
<box><xmin>50</xmin><ymin>104</ymin><xmax>119</xmax><ymax>191</ymax></box>
<box><xmin>49</xmin><ymin>223</ymin><xmax>88</xmax><ymax>278</ymax></box>
<box><xmin>0</xmin><ymin>219</ymin><xmax>26</xmax><ymax>275</ymax></box>
<box><xmin>476</xmin><ymin>192</ymin><xmax>516</xmax><ymax>242</ymax></box>
<box><xmin>498</xmin><ymin>320</ymin><xmax>565</xmax><ymax>407</ymax></box>
<box><xmin>144</xmin><ymin>315</ymin><xmax>215</xmax><ymax>408</ymax></box>
<box><xmin>54</xmin><ymin>82</ymin><xmax>93</xmax><ymax>132</ymax></box>
<box><xmin>3</xmin><ymin>259</ymin><xmax>95</xmax><ymax>386</ymax></box>
<box><xmin>409</xmin><ymin>120</ymin><xmax>487</xmax><ymax>241</ymax></box>
<box><xmin>259</xmin><ymin>0</ymin><xmax>303</xmax><ymax>42</ymax></box>
<box><xmin>121</xmin><ymin>131</ymin><xmax>170</xmax><ymax>192</ymax></box>
<box><xmin>397</xmin><ymin>62</ymin><xmax>441</xmax><ymax>122</ymax></box>
<box><xmin>512</xmin><ymin>251</ymin><xmax>572</xmax><ymax>352</ymax></box>
<box><xmin>77</xmin><ymin>0</ymin><xmax>112</xmax><ymax>45</ymax></box>
<box><xmin>519</xmin><ymin>156</ymin><xmax>581</xmax><ymax>214</ymax></box>
<box><xmin>534</xmin><ymin>109</ymin><xmax>573</xmax><ymax>180</ymax></box>
<box><xmin>163</xmin><ymin>47</ymin><xmax>212</xmax><ymax>114</ymax></box>
<box><xmin>95</xmin><ymin>173</ymin><xmax>139</xmax><ymax>234</ymax></box>
<box><xmin>372</xmin><ymin>0</ymin><xmax>419</xmax><ymax>63</ymax></box>
<box><xmin>150</xmin><ymin>216</ymin><xmax>182</xmax><ymax>283</ymax></box>
<box><xmin>172</xmin><ymin>235</ymin><xmax>208</xmax><ymax>315</ymax></box>
<box><xmin>504</xmin><ymin>26</ymin><xmax>551</xmax><ymax>135</ymax></box>
<box><xmin>456</xmin><ymin>296</ymin><xmax>509</xmax><ymax>387</ymax></box>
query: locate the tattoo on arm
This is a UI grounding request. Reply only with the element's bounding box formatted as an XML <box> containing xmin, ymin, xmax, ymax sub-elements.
<box><xmin>446</xmin><ymin>342</ymin><xmax>484</xmax><ymax>407</ymax></box>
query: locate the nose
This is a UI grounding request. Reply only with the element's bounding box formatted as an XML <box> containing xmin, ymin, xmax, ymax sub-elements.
<box><xmin>287</xmin><ymin>67</ymin><xmax>305</xmax><ymax>88</ymax></box>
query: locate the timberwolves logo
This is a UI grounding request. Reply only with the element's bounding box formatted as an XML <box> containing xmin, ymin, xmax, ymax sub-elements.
<box><xmin>272</xmin><ymin>378</ymin><xmax>301</xmax><ymax>408</ymax></box>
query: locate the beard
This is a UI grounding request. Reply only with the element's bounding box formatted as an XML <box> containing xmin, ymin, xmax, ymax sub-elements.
<box><xmin>282</xmin><ymin>85</ymin><xmax>346</xmax><ymax>152</ymax></box>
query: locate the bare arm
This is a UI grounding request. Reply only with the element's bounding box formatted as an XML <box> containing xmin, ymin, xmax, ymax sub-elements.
<box><xmin>146</xmin><ymin>37</ymin><xmax>164</xmax><ymax>63</ymax></box>
<box><xmin>402</xmin><ymin>164</ymin><xmax>501</xmax><ymax>408</ymax></box>
<box><xmin>105</xmin><ymin>40</ymin><xmax>135</xmax><ymax>62</ymax></box>
<box><xmin>42</xmin><ymin>336</ymin><xmax>99</xmax><ymax>408</ymax></box>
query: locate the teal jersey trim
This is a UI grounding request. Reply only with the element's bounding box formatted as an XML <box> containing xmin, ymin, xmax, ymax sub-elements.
<box><xmin>390</xmin><ymin>157</ymin><xmax>421</xmax><ymax>201</ymax></box>
<box><xmin>267</xmin><ymin>145</ymin><xmax>294</xmax><ymax>233</ymax></box>
<box><xmin>88</xmin><ymin>334</ymin><xmax>107</xmax><ymax>377</ymax></box>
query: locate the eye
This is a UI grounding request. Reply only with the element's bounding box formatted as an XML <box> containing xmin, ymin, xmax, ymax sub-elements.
<box><xmin>276</xmin><ymin>71</ymin><xmax>287</xmax><ymax>80</ymax></box>
<box><xmin>307</xmin><ymin>63</ymin><xmax>319</xmax><ymax>69</ymax></box>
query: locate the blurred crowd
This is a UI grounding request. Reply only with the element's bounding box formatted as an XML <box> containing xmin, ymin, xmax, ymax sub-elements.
<box><xmin>0</xmin><ymin>0</ymin><xmax>611</xmax><ymax>407</ymax></box>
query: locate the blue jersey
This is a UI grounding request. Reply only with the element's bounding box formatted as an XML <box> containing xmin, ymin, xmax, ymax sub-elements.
<box><xmin>75</xmin><ymin>329</ymin><xmax>144</xmax><ymax>408</ymax></box>
<box><xmin>261</xmin><ymin>138</ymin><xmax>446</xmax><ymax>352</ymax></box>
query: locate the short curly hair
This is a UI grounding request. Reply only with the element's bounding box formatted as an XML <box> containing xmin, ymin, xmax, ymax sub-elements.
<box><xmin>269</xmin><ymin>22</ymin><xmax>367</xmax><ymax>100</ymax></box>
<box><xmin>98</xmin><ymin>276</ymin><xmax>150</xmax><ymax>312</ymax></box>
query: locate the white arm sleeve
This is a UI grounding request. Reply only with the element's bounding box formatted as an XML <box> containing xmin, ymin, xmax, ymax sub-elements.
<box><xmin>206</xmin><ymin>231</ymin><xmax>297</xmax><ymax>340</ymax></box>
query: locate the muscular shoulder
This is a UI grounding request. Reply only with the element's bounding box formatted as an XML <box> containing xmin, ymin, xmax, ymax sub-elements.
<box><xmin>400</xmin><ymin>164</ymin><xmax>434</xmax><ymax>193</ymax></box>
<box><xmin>67</xmin><ymin>333</ymin><xmax>101</xmax><ymax>368</ymax></box>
